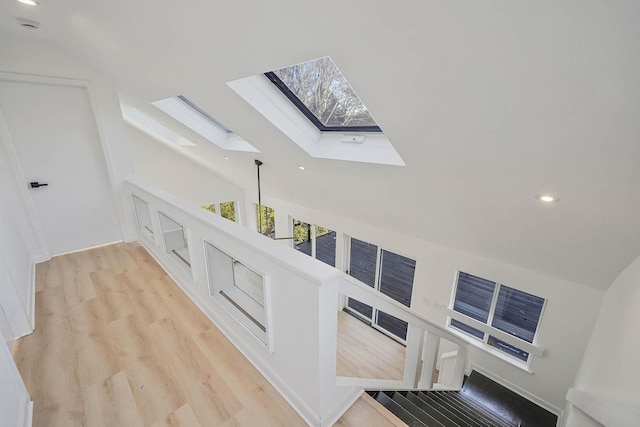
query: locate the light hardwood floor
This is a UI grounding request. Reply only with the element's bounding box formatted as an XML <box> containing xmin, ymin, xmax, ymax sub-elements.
<box><xmin>13</xmin><ymin>242</ymin><xmax>402</xmax><ymax>426</ymax></box>
<box><xmin>336</xmin><ymin>311</ymin><xmax>406</xmax><ymax>381</ymax></box>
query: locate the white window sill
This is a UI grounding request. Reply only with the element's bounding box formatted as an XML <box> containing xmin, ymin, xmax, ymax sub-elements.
<box><xmin>446</xmin><ymin>325</ymin><xmax>534</xmax><ymax>374</ymax></box>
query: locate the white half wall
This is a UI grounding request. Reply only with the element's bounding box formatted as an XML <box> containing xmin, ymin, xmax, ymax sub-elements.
<box><xmin>563</xmin><ymin>253</ymin><xmax>640</xmax><ymax>427</ymax></box>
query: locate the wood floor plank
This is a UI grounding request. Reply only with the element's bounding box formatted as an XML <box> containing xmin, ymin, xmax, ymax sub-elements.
<box><xmin>82</xmin><ymin>370</ymin><xmax>145</xmax><ymax>427</ymax></box>
<box><xmin>151</xmin><ymin>404</ymin><xmax>202</xmax><ymax>427</ymax></box>
<box><xmin>119</xmin><ymin>269</ymin><xmax>169</xmax><ymax>325</ymax></box>
<box><xmin>194</xmin><ymin>327</ymin><xmax>272</xmax><ymax>398</ymax></box>
<box><xmin>154</xmin><ymin>275</ymin><xmax>212</xmax><ymax>335</ymax></box>
<box><xmin>63</xmin><ymin>270</ymin><xmax>97</xmax><ymax>307</ymax></box>
<box><xmin>19</xmin><ymin>285</ymin><xmax>85</xmax><ymax>426</ymax></box>
<box><xmin>107</xmin><ymin>314</ymin><xmax>185</xmax><ymax>425</ymax></box>
<box><xmin>68</xmin><ymin>298</ymin><xmax>120</xmax><ymax>389</ymax></box>
<box><xmin>336</xmin><ymin>311</ymin><xmax>406</xmax><ymax>380</ymax></box>
<box><xmin>90</xmin><ymin>268</ymin><xmax>135</xmax><ymax>323</ymax></box>
<box><xmin>147</xmin><ymin>316</ymin><xmax>243</xmax><ymax>425</ymax></box>
<box><xmin>335</xmin><ymin>394</ymin><xmax>406</xmax><ymax>427</ymax></box>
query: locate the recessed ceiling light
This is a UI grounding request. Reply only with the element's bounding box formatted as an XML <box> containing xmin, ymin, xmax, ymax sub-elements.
<box><xmin>224</xmin><ymin>156</ymin><xmax>229</xmax><ymax>160</ymax></box>
<box><xmin>17</xmin><ymin>0</ymin><xmax>38</xmax><ymax>5</ymax></box>
<box><xmin>298</xmin><ymin>165</ymin><xmax>305</xmax><ymax>170</ymax></box>
<box><xmin>536</xmin><ymin>194</ymin><xmax>559</xmax><ymax>203</ymax></box>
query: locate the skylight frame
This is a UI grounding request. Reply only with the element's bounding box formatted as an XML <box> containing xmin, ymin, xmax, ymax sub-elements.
<box><xmin>176</xmin><ymin>95</ymin><xmax>232</xmax><ymax>134</ymax></box>
<box><xmin>152</xmin><ymin>95</ymin><xmax>259</xmax><ymax>153</ymax></box>
<box><xmin>263</xmin><ymin>71</ymin><xmax>382</xmax><ymax>133</ymax></box>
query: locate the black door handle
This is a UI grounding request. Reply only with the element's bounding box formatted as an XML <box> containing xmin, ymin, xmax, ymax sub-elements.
<box><xmin>30</xmin><ymin>182</ymin><xmax>49</xmax><ymax>188</ymax></box>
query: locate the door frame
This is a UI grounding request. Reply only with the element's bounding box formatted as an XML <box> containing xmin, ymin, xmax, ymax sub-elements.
<box><xmin>0</xmin><ymin>71</ymin><xmax>130</xmax><ymax>261</ymax></box>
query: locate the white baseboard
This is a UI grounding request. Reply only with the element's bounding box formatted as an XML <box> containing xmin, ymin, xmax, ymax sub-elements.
<box><xmin>28</xmin><ymin>261</ymin><xmax>36</xmax><ymax>332</ymax></box>
<box><xmin>22</xmin><ymin>400</ymin><xmax>33</xmax><ymax>427</ymax></box>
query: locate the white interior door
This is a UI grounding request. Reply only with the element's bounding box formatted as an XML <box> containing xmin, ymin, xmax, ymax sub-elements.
<box><xmin>0</xmin><ymin>81</ymin><xmax>121</xmax><ymax>255</ymax></box>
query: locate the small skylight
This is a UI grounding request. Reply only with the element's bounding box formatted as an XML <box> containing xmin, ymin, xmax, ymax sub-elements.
<box><xmin>122</xmin><ymin>107</ymin><xmax>197</xmax><ymax>147</ymax></box>
<box><xmin>152</xmin><ymin>96</ymin><xmax>259</xmax><ymax>153</ymax></box>
<box><xmin>265</xmin><ymin>57</ymin><xmax>381</xmax><ymax>132</ymax></box>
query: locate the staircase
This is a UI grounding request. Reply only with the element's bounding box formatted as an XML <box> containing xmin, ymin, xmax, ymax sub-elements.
<box><xmin>368</xmin><ymin>371</ymin><xmax>558</xmax><ymax>427</ymax></box>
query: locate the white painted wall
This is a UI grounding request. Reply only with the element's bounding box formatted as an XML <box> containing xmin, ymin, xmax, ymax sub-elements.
<box><xmin>563</xmin><ymin>253</ymin><xmax>640</xmax><ymax>427</ymax></box>
<box><xmin>126</xmin><ymin>123</ymin><xmax>247</xmax><ymax>222</ymax></box>
<box><xmin>128</xmin><ymin>134</ymin><xmax>605</xmax><ymax>414</ymax></box>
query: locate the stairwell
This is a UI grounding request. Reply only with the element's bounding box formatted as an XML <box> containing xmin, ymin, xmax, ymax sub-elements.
<box><xmin>368</xmin><ymin>371</ymin><xmax>558</xmax><ymax>427</ymax></box>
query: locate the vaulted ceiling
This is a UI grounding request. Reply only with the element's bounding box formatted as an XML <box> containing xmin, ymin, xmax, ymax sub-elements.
<box><xmin>2</xmin><ymin>0</ymin><xmax>639</xmax><ymax>290</ymax></box>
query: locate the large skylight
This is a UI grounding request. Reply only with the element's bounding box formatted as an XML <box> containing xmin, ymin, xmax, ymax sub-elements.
<box><xmin>265</xmin><ymin>57</ymin><xmax>381</xmax><ymax>132</ymax></box>
<box><xmin>152</xmin><ymin>96</ymin><xmax>259</xmax><ymax>153</ymax></box>
<box><xmin>227</xmin><ymin>57</ymin><xmax>405</xmax><ymax>166</ymax></box>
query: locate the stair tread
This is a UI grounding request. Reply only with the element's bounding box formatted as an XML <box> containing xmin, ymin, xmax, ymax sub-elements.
<box><xmin>390</xmin><ymin>392</ymin><xmax>447</xmax><ymax>427</ymax></box>
<box><xmin>376</xmin><ymin>391</ymin><xmax>429</xmax><ymax>427</ymax></box>
<box><xmin>434</xmin><ymin>391</ymin><xmax>512</xmax><ymax>427</ymax></box>
<box><xmin>402</xmin><ymin>392</ymin><xmax>461</xmax><ymax>427</ymax></box>
<box><xmin>416</xmin><ymin>391</ymin><xmax>484</xmax><ymax>427</ymax></box>
<box><xmin>418</xmin><ymin>391</ymin><xmax>492</xmax><ymax>427</ymax></box>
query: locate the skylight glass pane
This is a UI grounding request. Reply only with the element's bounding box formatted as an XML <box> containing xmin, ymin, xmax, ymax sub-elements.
<box><xmin>270</xmin><ymin>57</ymin><xmax>380</xmax><ymax>130</ymax></box>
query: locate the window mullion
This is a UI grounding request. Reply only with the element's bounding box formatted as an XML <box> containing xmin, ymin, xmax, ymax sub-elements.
<box><xmin>371</xmin><ymin>247</ymin><xmax>383</xmax><ymax>324</ymax></box>
<box><xmin>344</xmin><ymin>235</ymin><xmax>352</xmax><ymax>274</ymax></box>
<box><xmin>311</xmin><ymin>224</ymin><xmax>317</xmax><ymax>259</ymax></box>
<box><xmin>484</xmin><ymin>283</ymin><xmax>501</xmax><ymax>343</ymax></box>
<box><xmin>374</xmin><ymin>248</ymin><xmax>383</xmax><ymax>292</ymax></box>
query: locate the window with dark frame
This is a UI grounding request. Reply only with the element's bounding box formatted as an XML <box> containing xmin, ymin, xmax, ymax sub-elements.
<box><xmin>450</xmin><ymin>271</ymin><xmax>545</xmax><ymax>362</ymax></box>
<box><xmin>345</xmin><ymin>237</ymin><xmax>417</xmax><ymax>341</ymax></box>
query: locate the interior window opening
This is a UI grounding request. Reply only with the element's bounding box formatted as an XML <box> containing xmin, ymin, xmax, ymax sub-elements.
<box><xmin>292</xmin><ymin>219</ymin><xmax>336</xmax><ymax>267</ymax></box>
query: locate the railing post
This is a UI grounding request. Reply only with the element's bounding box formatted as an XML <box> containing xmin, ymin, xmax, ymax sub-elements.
<box><xmin>403</xmin><ymin>324</ymin><xmax>424</xmax><ymax>389</ymax></box>
<box><xmin>419</xmin><ymin>331</ymin><xmax>440</xmax><ymax>389</ymax></box>
<box><xmin>451</xmin><ymin>345</ymin><xmax>468</xmax><ymax>389</ymax></box>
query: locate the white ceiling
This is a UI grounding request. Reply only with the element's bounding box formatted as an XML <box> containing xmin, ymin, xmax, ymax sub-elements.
<box><xmin>2</xmin><ymin>0</ymin><xmax>639</xmax><ymax>290</ymax></box>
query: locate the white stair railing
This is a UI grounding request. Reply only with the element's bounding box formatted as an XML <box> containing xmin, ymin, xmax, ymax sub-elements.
<box><xmin>337</xmin><ymin>274</ymin><xmax>468</xmax><ymax>391</ymax></box>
